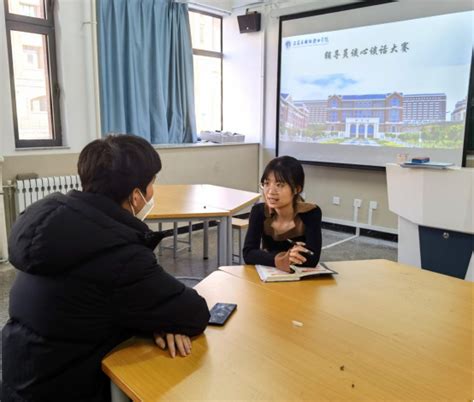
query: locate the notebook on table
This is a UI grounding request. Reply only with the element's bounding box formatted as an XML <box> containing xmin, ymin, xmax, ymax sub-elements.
<box><xmin>255</xmin><ymin>263</ymin><xmax>337</xmax><ymax>282</ymax></box>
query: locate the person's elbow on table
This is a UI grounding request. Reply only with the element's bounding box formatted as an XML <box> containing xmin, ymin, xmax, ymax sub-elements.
<box><xmin>190</xmin><ymin>293</ymin><xmax>210</xmax><ymax>336</ymax></box>
<box><xmin>177</xmin><ymin>290</ymin><xmax>210</xmax><ymax>337</ymax></box>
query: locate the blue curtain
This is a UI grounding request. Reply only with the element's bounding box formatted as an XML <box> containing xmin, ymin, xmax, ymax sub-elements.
<box><xmin>97</xmin><ymin>0</ymin><xmax>197</xmax><ymax>144</ymax></box>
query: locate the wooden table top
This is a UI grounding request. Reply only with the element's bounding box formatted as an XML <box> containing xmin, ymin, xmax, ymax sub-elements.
<box><xmin>148</xmin><ymin>184</ymin><xmax>260</xmax><ymax>219</ymax></box>
<box><xmin>103</xmin><ymin>261</ymin><xmax>473</xmax><ymax>400</ymax></box>
<box><xmin>220</xmin><ymin>260</ymin><xmax>473</xmax><ymax>374</ymax></box>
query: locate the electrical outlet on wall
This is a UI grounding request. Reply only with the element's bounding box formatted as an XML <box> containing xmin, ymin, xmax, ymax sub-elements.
<box><xmin>332</xmin><ymin>196</ymin><xmax>340</xmax><ymax>205</ymax></box>
<box><xmin>369</xmin><ymin>201</ymin><xmax>378</xmax><ymax>210</ymax></box>
<box><xmin>353</xmin><ymin>198</ymin><xmax>362</xmax><ymax>208</ymax></box>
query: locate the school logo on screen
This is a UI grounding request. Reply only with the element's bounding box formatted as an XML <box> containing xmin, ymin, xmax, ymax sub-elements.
<box><xmin>289</xmin><ymin>36</ymin><xmax>329</xmax><ymax>47</ymax></box>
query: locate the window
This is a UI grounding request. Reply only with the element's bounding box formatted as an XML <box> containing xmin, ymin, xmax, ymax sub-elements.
<box><xmin>189</xmin><ymin>10</ymin><xmax>222</xmax><ymax>134</ymax></box>
<box><xmin>390</xmin><ymin>110</ymin><xmax>400</xmax><ymax>122</ymax></box>
<box><xmin>342</xmin><ymin>111</ymin><xmax>353</xmax><ymax>119</ymax></box>
<box><xmin>390</xmin><ymin>97</ymin><xmax>400</xmax><ymax>106</ymax></box>
<box><xmin>374</xmin><ymin>110</ymin><xmax>385</xmax><ymax>120</ymax></box>
<box><xmin>5</xmin><ymin>0</ymin><xmax>61</xmax><ymax>148</ymax></box>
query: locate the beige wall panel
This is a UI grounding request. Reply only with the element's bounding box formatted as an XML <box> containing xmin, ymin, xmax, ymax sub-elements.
<box><xmin>3</xmin><ymin>144</ymin><xmax>260</xmax><ymax>193</ymax></box>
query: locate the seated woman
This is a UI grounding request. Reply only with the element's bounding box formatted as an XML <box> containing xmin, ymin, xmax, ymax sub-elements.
<box><xmin>2</xmin><ymin>134</ymin><xmax>210</xmax><ymax>402</ymax></box>
<box><xmin>243</xmin><ymin>156</ymin><xmax>322</xmax><ymax>272</ymax></box>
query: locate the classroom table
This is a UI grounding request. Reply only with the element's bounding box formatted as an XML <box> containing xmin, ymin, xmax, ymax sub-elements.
<box><xmin>103</xmin><ymin>260</ymin><xmax>473</xmax><ymax>401</ymax></box>
<box><xmin>147</xmin><ymin>184</ymin><xmax>260</xmax><ymax>265</ymax></box>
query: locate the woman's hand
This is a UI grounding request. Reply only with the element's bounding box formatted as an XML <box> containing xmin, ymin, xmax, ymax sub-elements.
<box><xmin>274</xmin><ymin>251</ymin><xmax>292</xmax><ymax>272</ymax></box>
<box><xmin>288</xmin><ymin>243</ymin><xmax>308</xmax><ymax>266</ymax></box>
<box><xmin>275</xmin><ymin>242</ymin><xmax>310</xmax><ymax>271</ymax></box>
<box><xmin>154</xmin><ymin>332</ymin><xmax>192</xmax><ymax>358</ymax></box>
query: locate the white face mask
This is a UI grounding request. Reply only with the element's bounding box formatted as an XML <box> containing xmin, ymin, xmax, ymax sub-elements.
<box><xmin>131</xmin><ymin>190</ymin><xmax>154</xmax><ymax>221</ymax></box>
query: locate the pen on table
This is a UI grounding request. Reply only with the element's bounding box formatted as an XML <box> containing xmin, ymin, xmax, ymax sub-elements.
<box><xmin>287</xmin><ymin>239</ymin><xmax>314</xmax><ymax>255</ymax></box>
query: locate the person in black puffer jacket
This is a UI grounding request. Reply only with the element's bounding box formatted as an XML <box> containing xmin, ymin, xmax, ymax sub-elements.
<box><xmin>2</xmin><ymin>134</ymin><xmax>210</xmax><ymax>402</ymax></box>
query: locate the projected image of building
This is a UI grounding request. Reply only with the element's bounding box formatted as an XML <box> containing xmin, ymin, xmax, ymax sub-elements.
<box><xmin>279</xmin><ymin>93</ymin><xmax>309</xmax><ymax>135</ymax></box>
<box><xmin>326</xmin><ymin>93</ymin><xmax>404</xmax><ymax>138</ymax></box>
<box><xmin>403</xmin><ymin>94</ymin><xmax>447</xmax><ymax>124</ymax></box>
<box><xmin>295</xmin><ymin>99</ymin><xmax>327</xmax><ymax>124</ymax></box>
<box><xmin>280</xmin><ymin>92</ymin><xmax>448</xmax><ymax>140</ymax></box>
<box><xmin>295</xmin><ymin>92</ymin><xmax>447</xmax><ymax>139</ymax></box>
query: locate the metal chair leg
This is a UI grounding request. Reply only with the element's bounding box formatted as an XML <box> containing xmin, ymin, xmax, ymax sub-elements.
<box><xmin>158</xmin><ymin>222</ymin><xmax>163</xmax><ymax>256</ymax></box>
<box><xmin>188</xmin><ymin>222</ymin><xmax>192</xmax><ymax>252</ymax></box>
<box><xmin>203</xmin><ymin>219</ymin><xmax>209</xmax><ymax>260</ymax></box>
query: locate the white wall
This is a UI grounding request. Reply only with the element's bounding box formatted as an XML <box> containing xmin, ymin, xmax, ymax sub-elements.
<box><xmin>55</xmin><ymin>0</ymin><xmax>100</xmax><ymax>151</ymax></box>
<box><xmin>222</xmin><ymin>13</ymin><xmax>263</xmax><ymax>143</ymax></box>
<box><xmin>192</xmin><ymin>0</ymin><xmax>233</xmax><ymax>13</ymax></box>
<box><xmin>1</xmin><ymin>143</ymin><xmax>260</xmax><ymax>191</ymax></box>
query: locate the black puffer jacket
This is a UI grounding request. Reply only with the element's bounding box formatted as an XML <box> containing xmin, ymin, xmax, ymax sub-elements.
<box><xmin>2</xmin><ymin>190</ymin><xmax>210</xmax><ymax>402</ymax></box>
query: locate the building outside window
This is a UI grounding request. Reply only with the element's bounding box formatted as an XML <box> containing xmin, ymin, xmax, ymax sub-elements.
<box><xmin>5</xmin><ymin>0</ymin><xmax>61</xmax><ymax>148</ymax></box>
<box><xmin>189</xmin><ymin>10</ymin><xmax>222</xmax><ymax>134</ymax></box>
<box><xmin>22</xmin><ymin>44</ymin><xmax>42</xmax><ymax>68</ymax></box>
<box><xmin>30</xmin><ymin>95</ymin><xmax>47</xmax><ymax>112</ymax></box>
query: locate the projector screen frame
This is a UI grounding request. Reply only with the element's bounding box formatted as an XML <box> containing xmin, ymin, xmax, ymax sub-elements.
<box><xmin>275</xmin><ymin>0</ymin><xmax>473</xmax><ymax>171</ymax></box>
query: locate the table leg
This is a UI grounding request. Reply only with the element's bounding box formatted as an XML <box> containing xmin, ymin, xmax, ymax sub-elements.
<box><xmin>158</xmin><ymin>222</ymin><xmax>163</xmax><ymax>256</ymax></box>
<box><xmin>173</xmin><ymin>222</ymin><xmax>178</xmax><ymax>259</ymax></box>
<box><xmin>218</xmin><ymin>217</ymin><xmax>228</xmax><ymax>267</ymax></box>
<box><xmin>239</xmin><ymin>228</ymin><xmax>242</xmax><ymax>265</ymax></box>
<box><xmin>110</xmin><ymin>381</ymin><xmax>130</xmax><ymax>402</ymax></box>
<box><xmin>227</xmin><ymin>216</ymin><xmax>233</xmax><ymax>265</ymax></box>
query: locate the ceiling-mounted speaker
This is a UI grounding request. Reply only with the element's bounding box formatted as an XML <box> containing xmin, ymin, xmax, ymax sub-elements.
<box><xmin>237</xmin><ymin>12</ymin><xmax>261</xmax><ymax>33</ymax></box>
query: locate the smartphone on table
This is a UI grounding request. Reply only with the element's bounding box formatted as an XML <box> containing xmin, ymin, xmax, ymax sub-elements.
<box><xmin>208</xmin><ymin>303</ymin><xmax>237</xmax><ymax>326</ymax></box>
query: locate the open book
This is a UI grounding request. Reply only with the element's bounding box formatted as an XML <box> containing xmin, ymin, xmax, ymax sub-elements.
<box><xmin>255</xmin><ymin>263</ymin><xmax>337</xmax><ymax>282</ymax></box>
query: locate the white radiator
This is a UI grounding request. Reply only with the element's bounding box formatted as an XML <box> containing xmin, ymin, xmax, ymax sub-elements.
<box><xmin>15</xmin><ymin>175</ymin><xmax>82</xmax><ymax>215</ymax></box>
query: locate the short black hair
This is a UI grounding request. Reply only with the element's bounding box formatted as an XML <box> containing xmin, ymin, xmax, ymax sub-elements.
<box><xmin>78</xmin><ymin>134</ymin><xmax>162</xmax><ymax>204</ymax></box>
<box><xmin>261</xmin><ymin>156</ymin><xmax>305</xmax><ymax>198</ymax></box>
